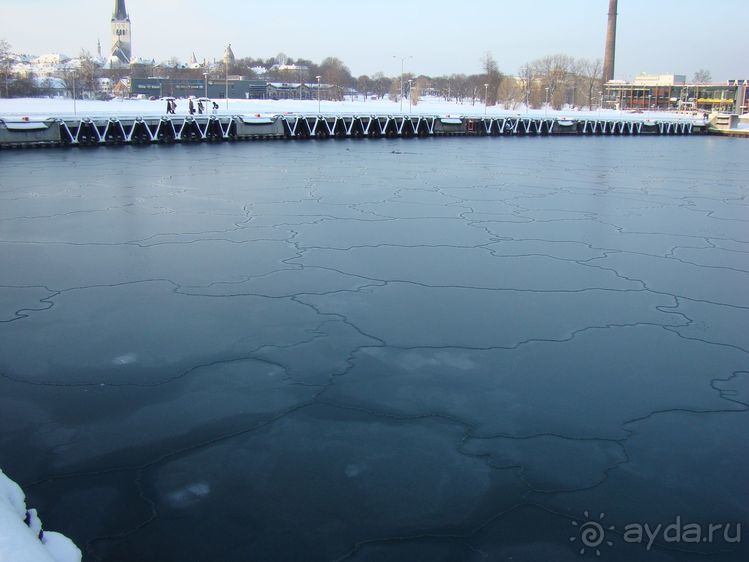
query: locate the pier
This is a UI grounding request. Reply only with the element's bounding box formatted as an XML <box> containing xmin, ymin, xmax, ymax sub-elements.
<box><xmin>0</xmin><ymin>114</ymin><xmax>706</xmax><ymax>148</ymax></box>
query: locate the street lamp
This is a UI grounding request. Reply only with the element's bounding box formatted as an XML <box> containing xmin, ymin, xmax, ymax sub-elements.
<box><xmin>545</xmin><ymin>87</ymin><xmax>549</xmax><ymax>116</ymax></box>
<box><xmin>393</xmin><ymin>55</ymin><xmax>412</xmax><ymax>113</ymax></box>
<box><xmin>598</xmin><ymin>90</ymin><xmax>603</xmax><ymax>117</ymax></box>
<box><xmin>225</xmin><ymin>61</ymin><xmax>229</xmax><ymax>110</ymax></box>
<box><xmin>484</xmin><ymin>83</ymin><xmax>489</xmax><ymax>115</ymax></box>
<box><xmin>408</xmin><ymin>79</ymin><xmax>413</xmax><ymax>114</ymax></box>
<box><xmin>203</xmin><ymin>72</ymin><xmax>208</xmax><ymax>98</ymax></box>
<box><xmin>316</xmin><ymin>75</ymin><xmax>321</xmax><ymax>114</ymax></box>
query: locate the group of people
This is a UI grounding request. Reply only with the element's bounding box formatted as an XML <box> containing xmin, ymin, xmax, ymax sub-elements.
<box><xmin>188</xmin><ymin>98</ymin><xmax>220</xmax><ymax>115</ymax></box>
<box><xmin>165</xmin><ymin>98</ymin><xmax>220</xmax><ymax>115</ymax></box>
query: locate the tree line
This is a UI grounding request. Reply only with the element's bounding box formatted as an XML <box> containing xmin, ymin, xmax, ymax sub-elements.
<box><xmin>217</xmin><ymin>51</ymin><xmax>607</xmax><ymax>109</ymax></box>
<box><xmin>0</xmin><ymin>38</ymin><xmax>714</xmax><ymax>109</ymax></box>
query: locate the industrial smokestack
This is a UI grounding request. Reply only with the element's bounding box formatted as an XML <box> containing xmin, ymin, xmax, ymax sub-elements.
<box><xmin>603</xmin><ymin>0</ymin><xmax>618</xmax><ymax>83</ymax></box>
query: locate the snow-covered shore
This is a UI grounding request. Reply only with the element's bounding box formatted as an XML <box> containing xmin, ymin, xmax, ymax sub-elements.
<box><xmin>0</xmin><ymin>470</ymin><xmax>81</xmax><ymax>562</ymax></box>
<box><xmin>0</xmin><ymin>96</ymin><xmax>705</xmax><ymax>123</ymax></box>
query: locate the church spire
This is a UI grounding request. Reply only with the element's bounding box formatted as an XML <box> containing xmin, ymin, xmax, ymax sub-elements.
<box><xmin>110</xmin><ymin>0</ymin><xmax>131</xmax><ymax>66</ymax></box>
<box><xmin>113</xmin><ymin>0</ymin><xmax>128</xmax><ymax>21</ymax></box>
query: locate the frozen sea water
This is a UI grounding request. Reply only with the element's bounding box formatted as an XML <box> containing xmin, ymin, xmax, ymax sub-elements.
<box><xmin>0</xmin><ymin>137</ymin><xmax>747</xmax><ymax>561</ymax></box>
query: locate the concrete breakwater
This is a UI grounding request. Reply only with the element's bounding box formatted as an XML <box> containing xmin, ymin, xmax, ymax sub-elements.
<box><xmin>0</xmin><ymin>113</ymin><xmax>706</xmax><ymax>148</ymax></box>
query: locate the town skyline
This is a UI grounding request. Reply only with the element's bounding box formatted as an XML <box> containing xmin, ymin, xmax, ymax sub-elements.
<box><xmin>1</xmin><ymin>0</ymin><xmax>747</xmax><ymax>82</ymax></box>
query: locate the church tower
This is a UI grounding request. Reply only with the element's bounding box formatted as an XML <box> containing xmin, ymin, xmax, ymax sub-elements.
<box><xmin>223</xmin><ymin>44</ymin><xmax>236</xmax><ymax>67</ymax></box>
<box><xmin>111</xmin><ymin>0</ymin><xmax>131</xmax><ymax>66</ymax></box>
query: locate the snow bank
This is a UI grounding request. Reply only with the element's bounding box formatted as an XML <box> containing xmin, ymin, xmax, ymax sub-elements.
<box><xmin>0</xmin><ymin>96</ymin><xmax>703</xmax><ymax>123</ymax></box>
<box><xmin>0</xmin><ymin>469</ymin><xmax>81</xmax><ymax>562</ymax></box>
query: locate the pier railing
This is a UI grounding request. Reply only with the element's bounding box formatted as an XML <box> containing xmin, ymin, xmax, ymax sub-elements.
<box><xmin>0</xmin><ymin>114</ymin><xmax>706</xmax><ymax>148</ymax></box>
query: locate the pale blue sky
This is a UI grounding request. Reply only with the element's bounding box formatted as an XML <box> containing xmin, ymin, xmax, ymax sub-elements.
<box><xmin>3</xmin><ymin>0</ymin><xmax>747</xmax><ymax>80</ymax></box>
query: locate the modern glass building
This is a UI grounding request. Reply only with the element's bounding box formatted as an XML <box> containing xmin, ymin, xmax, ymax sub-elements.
<box><xmin>604</xmin><ymin>75</ymin><xmax>748</xmax><ymax>113</ymax></box>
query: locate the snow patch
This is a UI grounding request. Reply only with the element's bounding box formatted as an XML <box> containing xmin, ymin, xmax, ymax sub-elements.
<box><xmin>0</xmin><ymin>469</ymin><xmax>81</xmax><ymax>562</ymax></box>
<box><xmin>0</xmin><ymin>96</ymin><xmax>706</xmax><ymax>123</ymax></box>
<box><xmin>112</xmin><ymin>353</ymin><xmax>138</xmax><ymax>365</ymax></box>
<box><xmin>164</xmin><ymin>482</ymin><xmax>211</xmax><ymax>508</ymax></box>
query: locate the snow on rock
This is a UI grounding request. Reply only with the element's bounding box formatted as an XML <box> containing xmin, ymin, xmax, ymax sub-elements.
<box><xmin>0</xmin><ymin>469</ymin><xmax>81</xmax><ymax>562</ymax></box>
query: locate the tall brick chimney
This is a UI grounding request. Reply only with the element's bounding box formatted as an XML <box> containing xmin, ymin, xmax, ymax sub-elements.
<box><xmin>603</xmin><ymin>0</ymin><xmax>618</xmax><ymax>83</ymax></box>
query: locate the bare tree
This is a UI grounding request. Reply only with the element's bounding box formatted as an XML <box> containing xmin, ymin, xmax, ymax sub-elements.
<box><xmin>497</xmin><ymin>77</ymin><xmax>521</xmax><ymax>110</ymax></box>
<box><xmin>410</xmin><ymin>76</ymin><xmax>428</xmax><ymax>106</ymax></box>
<box><xmin>357</xmin><ymin>75</ymin><xmax>370</xmax><ymax>101</ymax></box>
<box><xmin>319</xmin><ymin>57</ymin><xmax>353</xmax><ymax>99</ymax></box>
<box><xmin>693</xmin><ymin>69</ymin><xmax>712</xmax><ymax>84</ymax></box>
<box><xmin>517</xmin><ymin>64</ymin><xmax>534</xmax><ymax>108</ymax></box>
<box><xmin>481</xmin><ymin>51</ymin><xmax>504</xmax><ymax>106</ymax></box>
<box><xmin>370</xmin><ymin>72</ymin><xmax>391</xmax><ymax>99</ymax></box>
<box><xmin>129</xmin><ymin>60</ymin><xmax>154</xmax><ymax>80</ymax></box>
<box><xmin>60</xmin><ymin>67</ymin><xmax>78</xmax><ymax>99</ymax></box>
<box><xmin>447</xmin><ymin>74</ymin><xmax>462</xmax><ymax>102</ymax></box>
<box><xmin>0</xmin><ymin>39</ymin><xmax>12</xmax><ymax>98</ymax></box>
<box><xmin>578</xmin><ymin>58</ymin><xmax>602</xmax><ymax>109</ymax></box>
<box><xmin>78</xmin><ymin>49</ymin><xmax>100</xmax><ymax>96</ymax></box>
<box><xmin>531</xmin><ymin>54</ymin><xmax>575</xmax><ymax>109</ymax></box>
<box><xmin>389</xmin><ymin>78</ymin><xmax>401</xmax><ymax>102</ymax></box>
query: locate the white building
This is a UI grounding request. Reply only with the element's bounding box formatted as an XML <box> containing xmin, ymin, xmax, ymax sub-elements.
<box><xmin>633</xmin><ymin>74</ymin><xmax>687</xmax><ymax>87</ymax></box>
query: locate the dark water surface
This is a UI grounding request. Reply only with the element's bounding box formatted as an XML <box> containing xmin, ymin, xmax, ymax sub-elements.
<box><xmin>1</xmin><ymin>137</ymin><xmax>747</xmax><ymax>561</ymax></box>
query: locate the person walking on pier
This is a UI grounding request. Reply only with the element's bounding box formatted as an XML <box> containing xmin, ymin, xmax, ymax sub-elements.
<box><xmin>198</xmin><ymin>100</ymin><xmax>204</xmax><ymax>114</ymax></box>
<box><xmin>166</xmin><ymin>99</ymin><xmax>171</xmax><ymax>114</ymax></box>
<box><xmin>188</xmin><ymin>98</ymin><xmax>195</xmax><ymax>115</ymax></box>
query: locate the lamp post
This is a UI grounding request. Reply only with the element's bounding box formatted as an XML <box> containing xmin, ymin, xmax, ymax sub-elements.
<box><xmin>544</xmin><ymin>87</ymin><xmax>549</xmax><ymax>117</ymax></box>
<box><xmin>316</xmin><ymin>75</ymin><xmax>321</xmax><ymax>114</ymax></box>
<box><xmin>393</xmin><ymin>55</ymin><xmax>412</xmax><ymax>113</ymax></box>
<box><xmin>225</xmin><ymin>61</ymin><xmax>229</xmax><ymax>110</ymax></box>
<box><xmin>599</xmin><ymin>90</ymin><xmax>603</xmax><ymax>117</ymax></box>
<box><xmin>203</xmin><ymin>72</ymin><xmax>208</xmax><ymax>98</ymax></box>
<box><xmin>408</xmin><ymin>79</ymin><xmax>413</xmax><ymax>114</ymax></box>
<box><xmin>484</xmin><ymin>83</ymin><xmax>489</xmax><ymax>115</ymax></box>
